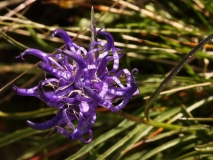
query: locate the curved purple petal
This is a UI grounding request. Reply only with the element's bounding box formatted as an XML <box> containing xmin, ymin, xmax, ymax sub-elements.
<box><xmin>17</xmin><ymin>49</ymin><xmax>49</xmax><ymax>64</ymax></box>
<box><xmin>27</xmin><ymin>109</ymin><xmax>63</xmax><ymax>130</ymax></box>
<box><xmin>57</xmin><ymin>49</ymin><xmax>86</xmax><ymax>69</ymax></box>
<box><xmin>96</xmin><ymin>31</ymin><xmax>119</xmax><ymax>72</ymax></box>
<box><xmin>62</xmin><ymin>108</ymin><xmax>76</xmax><ymax>131</ymax></box>
<box><xmin>13</xmin><ymin>85</ymin><xmax>38</xmax><ymax>97</ymax></box>
<box><xmin>110</xmin><ymin>76</ymin><xmax>138</xmax><ymax>112</ymax></box>
<box><xmin>51</xmin><ymin>29</ymin><xmax>75</xmax><ymax>52</ymax></box>
<box><xmin>79</xmin><ymin>130</ymin><xmax>93</xmax><ymax>143</ymax></box>
<box><xmin>56</xmin><ymin>126</ymin><xmax>74</xmax><ymax>141</ymax></box>
<box><xmin>39</xmin><ymin>63</ymin><xmax>72</xmax><ymax>81</ymax></box>
<box><xmin>38</xmin><ymin>82</ymin><xmax>65</xmax><ymax>108</ymax></box>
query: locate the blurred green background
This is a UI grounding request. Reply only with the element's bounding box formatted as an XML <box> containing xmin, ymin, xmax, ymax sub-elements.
<box><xmin>1</xmin><ymin>0</ymin><xmax>213</xmax><ymax>159</ymax></box>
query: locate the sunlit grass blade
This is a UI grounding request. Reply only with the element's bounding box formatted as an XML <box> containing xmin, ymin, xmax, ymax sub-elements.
<box><xmin>0</xmin><ymin>30</ymin><xmax>28</xmax><ymax>49</ymax></box>
<box><xmin>0</xmin><ymin>128</ymin><xmax>48</xmax><ymax>148</ymax></box>
<box><xmin>0</xmin><ymin>108</ymin><xmax>57</xmax><ymax>119</ymax></box>
<box><xmin>141</xmin><ymin>135</ymin><xmax>197</xmax><ymax>160</ymax></box>
<box><xmin>144</xmin><ymin>32</ymin><xmax>213</xmax><ymax>120</ymax></box>
<box><xmin>65</xmin><ymin>120</ymin><xmax>135</xmax><ymax>160</ymax></box>
<box><xmin>17</xmin><ymin>134</ymin><xmax>63</xmax><ymax>160</ymax></box>
<box><xmin>96</xmin><ymin>107</ymin><xmax>186</xmax><ymax>160</ymax></box>
<box><xmin>175</xmin><ymin>150</ymin><xmax>213</xmax><ymax>160</ymax></box>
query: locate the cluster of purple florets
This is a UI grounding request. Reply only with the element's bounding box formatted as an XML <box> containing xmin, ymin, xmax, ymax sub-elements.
<box><xmin>13</xmin><ymin>28</ymin><xmax>139</xmax><ymax>143</ymax></box>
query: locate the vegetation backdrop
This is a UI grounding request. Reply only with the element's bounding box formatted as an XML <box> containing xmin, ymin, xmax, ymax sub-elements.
<box><xmin>1</xmin><ymin>0</ymin><xmax>213</xmax><ymax>159</ymax></box>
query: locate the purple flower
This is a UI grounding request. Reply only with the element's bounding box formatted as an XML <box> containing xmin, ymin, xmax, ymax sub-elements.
<box><xmin>14</xmin><ymin>28</ymin><xmax>139</xmax><ymax>143</ymax></box>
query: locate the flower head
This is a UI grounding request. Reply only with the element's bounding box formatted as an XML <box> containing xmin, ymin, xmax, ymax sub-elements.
<box><xmin>14</xmin><ymin>28</ymin><xmax>139</xmax><ymax>143</ymax></box>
